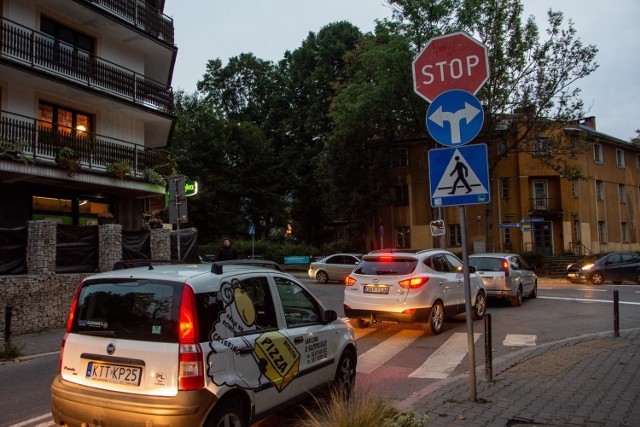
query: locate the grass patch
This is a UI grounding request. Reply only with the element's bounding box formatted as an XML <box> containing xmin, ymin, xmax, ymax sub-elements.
<box><xmin>0</xmin><ymin>341</ymin><xmax>24</xmax><ymax>360</ymax></box>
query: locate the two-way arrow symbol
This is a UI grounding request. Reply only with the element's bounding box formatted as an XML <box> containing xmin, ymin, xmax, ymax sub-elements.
<box><xmin>428</xmin><ymin>102</ymin><xmax>481</xmax><ymax>144</ymax></box>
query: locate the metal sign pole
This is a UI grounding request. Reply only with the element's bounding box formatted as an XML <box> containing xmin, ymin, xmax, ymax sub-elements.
<box><xmin>174</xmin><ymin>177</ymin><xmax>181</xmax><ymax>260</ymax></box>
<box><xmin>459</xmin><ymin>205</ymin><xmax>477</xmax><ymax>401</ymax></box>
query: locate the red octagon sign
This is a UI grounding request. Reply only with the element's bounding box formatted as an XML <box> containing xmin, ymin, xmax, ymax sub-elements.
<box><xmin>412</xmin><ymin>32</ymin><xmax>489</xmax><ymax>103</ymax></box>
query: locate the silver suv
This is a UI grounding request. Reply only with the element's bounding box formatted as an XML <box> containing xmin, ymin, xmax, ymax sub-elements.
<box><xmin>468</xmin><ymin>253</ymin><xmax>538</xmax><ymax>307</ymax></box>
<box><xmin>51</xmin><ymin>260</ymin><xmax>356</xmax><ymax>427</ymax></box>
<box><xmin>344</xmin><ymin>250</ymin><xmax>486</xmax><ymax>335</ymax></box>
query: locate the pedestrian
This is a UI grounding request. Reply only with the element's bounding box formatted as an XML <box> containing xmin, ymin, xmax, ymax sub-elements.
<box><xmin>218</xmin><ymin>238</ymin><xmax>238</xmax><ymax>261</ymax></box>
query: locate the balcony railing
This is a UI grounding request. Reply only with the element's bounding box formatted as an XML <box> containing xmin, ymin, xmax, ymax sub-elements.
<box><xmin>528</xmin><ymin>197</ymin><xmax>563</xmax><ymax>214</ymax></box>
<box><xmin>0</xmin><ymin>110</ymin><xmax>173</xmax><ymax>177</ymax></box>
<box><xmin>78</xmin><ymin>0</ymin><xmax>174</xmax><ymax>45</ymax></box>
<box><xmin>0</xmin><ymin>17</ymin><xmax>173</xmax><ymax>113</ymax></box>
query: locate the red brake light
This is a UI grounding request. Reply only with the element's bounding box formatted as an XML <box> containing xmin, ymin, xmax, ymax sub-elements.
<box><xmin>398</xmin><ymin>277</ymin><xmax>429</xmax><ymax>289</ymax></box>
<box><xmin>345</xmin><ymin>275</ymin><xmax>357</xmax><ymax>286</ymax></box>
<box><xmin>502</xmin><ymin>260</ymin><xmax>510</xmax><ymax>277</ymax></box>
<box><xmin>379</xmin><ymin>256</ymin><xmax>394</xmax><ymax>262</ymax></box>
<box><xmin>59</xmin><ymin>281</ymin><xmax>84</xmax><ymax>372</ymax></box>
<box><xmin>178</xmin><ymin>285</ymin><xmax>204</xmax><ymax>390</ymax></box>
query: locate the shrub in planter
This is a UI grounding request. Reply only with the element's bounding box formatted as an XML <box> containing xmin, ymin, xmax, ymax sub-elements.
<box><xmin>55</xmin><ymin>147</ymin><xmax>81</xmax><ymax>176</ymax></box>
<box><xmin>106</xmin><ymin>161</ymin><xmax>133</xmax><ymax>179</ymax></box>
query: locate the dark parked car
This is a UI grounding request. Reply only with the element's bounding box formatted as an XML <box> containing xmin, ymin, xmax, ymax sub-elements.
<box><xmin>566</xmin><ymin>252</ymin><xmax>640</xmax><ymax>285</ymax></box>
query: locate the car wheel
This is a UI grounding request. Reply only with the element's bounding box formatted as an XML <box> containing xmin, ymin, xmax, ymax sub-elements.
<box><xmin>510</xmin><ymin>286</ymin><xmax>523</xmax><ymax>307</ymax></box>
<box><xmin>473</xmin><ymin>291</ymin><xmax>487</xmax><ymax>320</ymax></box>
<box><xmin>589</xmin><ymin>271</ymin><xmax>605</xmax><ymax>285</ymax></box>
<box><xmin>424</xmin><ymin>301</ymin><xmax>444</xmax><ymax>335</ymax></box>
<box><xmin>529</xmin><ymin>281</ymin><xmax>538</xmax><ymax>298</ymax></box>
<box><xmin>350</xmin><ymin>318</ymin><xmax>370</xmax><ymax>329</ymax></box>
<box><xmin>316</xmin><ymin>270</ymin><xmax>329</xmax><ymax>284</ymax></box>
<box><xmin>332</xmin><ymin>348</ymin><xmax>356</xmax><ymax>399</ymax></box>
<box><xmin>206</xmin><ymin>399</ymin><xmax>248</xmax><ymax>427</ymax></box>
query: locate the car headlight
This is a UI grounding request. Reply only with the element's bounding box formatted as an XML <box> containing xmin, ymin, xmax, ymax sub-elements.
<box><xmin>582</xmin><ymin>263</ymin><xmax>594</xmax><ymax>270</ymax></box>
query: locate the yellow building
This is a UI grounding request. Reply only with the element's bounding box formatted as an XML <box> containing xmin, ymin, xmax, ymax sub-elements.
<box><xmin>368</xmin><ymin>117</ymin><xmax>640</xmax><ymax>256</ymax></box>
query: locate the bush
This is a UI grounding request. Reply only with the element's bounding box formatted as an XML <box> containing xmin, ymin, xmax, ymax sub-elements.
<box><xmin>522</xmin><ymin>251</ymin><xmax>545</xmax><ymax>268</ymax></box>
<box><xmin>199</xmin><ymin>239</ymin><xmax>321</xmax><ymax>264</ymax></box>
<box><xmin>294</xmin><ymin>390</ymin><xmax>426</xmax><ymax>427</ymax></box>
<box><xmin>0</xmin><ymin>342</ymin><xmax>24</xmax><ymax>360</ymax></box>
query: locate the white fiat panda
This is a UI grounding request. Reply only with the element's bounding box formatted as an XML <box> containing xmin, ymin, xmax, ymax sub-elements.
<box><xmin>51</xmin><ymin>260</ymin><xmax>356</xmax><ymax>427</ymax></box>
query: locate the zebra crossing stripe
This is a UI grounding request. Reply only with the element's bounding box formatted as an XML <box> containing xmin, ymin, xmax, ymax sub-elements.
<box><xmin>356</xmin><ymin>329</ymin><xmax>423</xmax><ymax>374</ymax></box>
<box><xmin>503</xmin><ymin>334</ymin><xmax>536</xmax><ymax>346</ymax></box>
<box><xmin>409</xmin><ymin>332</ymin><xmax>481</xmax><ymax>379</ymax></box>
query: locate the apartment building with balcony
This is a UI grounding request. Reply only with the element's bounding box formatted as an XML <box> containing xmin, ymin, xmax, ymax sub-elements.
<box><xmin>0</xmin><ymin>0</ymin><xmax>176</xmax><ymax>230</ymax></box>
<box><xmin>368</xmin><ymin>117</ymin><xmax>640</xmax><ymax>256</ymax></box>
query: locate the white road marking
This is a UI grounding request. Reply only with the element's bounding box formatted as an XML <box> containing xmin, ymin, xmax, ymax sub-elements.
<box><xmin>578</xmin><ymin>288</ymin><xmax>606</xmax><ymax>292</ymax></box>
<box><xmin>409</xmin><ymin>332</ymin><xmax>481</xmax><ymax>379</ymax></box>
<box><xmin>9</xmin><ymin>414</ymin><xmax>51</xmax><ymax>427</ymax></box>
<box><xmin>354</xmin><ymin>327</ymin><xmax>377</xmax><ymax>339</ymax></box>
<box><xmin>356</xmin><ymin>329</ymin><xmax>423</xmax><ymax>374</ymax></box>
<box><xmin>538</xmin><ymin>296</ymin><xmax>640</xmax><ymax>305</ymax></box>
<box><xmin>503</xmin><ymin>334</ymin><xmax>536</xmax><ymax>347</ymax></box>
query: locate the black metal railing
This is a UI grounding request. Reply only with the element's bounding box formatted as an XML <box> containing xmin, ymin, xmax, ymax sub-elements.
<box><xmin>0</xmin><ymin>110</ymin><xmax>172</xmax><ymax>177</ymax></box>
<box><xmin>528</xmin><ymin>197</ymin><xmax>562</xmax><ymax>213</ymax></box>
<box><xmin>568</xmin><ymin>241</ymin><xmax>592</xmax><ymax>256</ymax></box>
<box><xmin>78</xmin><ymin>0</ymin><xmax>174</xmax><ymax>45</ymax></box>
<box><xmin>0</xmin><ymin>17</ymin><xmax>173</xmax><ymax>113</ymax></box>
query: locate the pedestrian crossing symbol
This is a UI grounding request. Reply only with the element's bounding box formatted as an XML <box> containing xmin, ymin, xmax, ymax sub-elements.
<box><xmin>428</xmin><ymin>144</ymin><xmax>490</xmax><ymax>207</ymax></box>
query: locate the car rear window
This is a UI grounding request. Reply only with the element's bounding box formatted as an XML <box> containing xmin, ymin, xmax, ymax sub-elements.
<box><xmin>72</xmin><ymin>279</ymin><xmax>181</xmax><ymax>342</ymax></box>
<box><xmin>469</xmin><ymin>258</ymin><xmax>503</xmax><ymax>272</ymax></box>
<box><xmin>354</xmin><ymin>257</ymin><xmax>418</xmax><ymax>275</ymax></box>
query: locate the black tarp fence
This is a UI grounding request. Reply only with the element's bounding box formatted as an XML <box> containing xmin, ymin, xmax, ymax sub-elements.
<box><xmin>0</xmin><ymin>226</ymin><xmax>27</xmax><ymax>274</ymax></box>
<box><xmin>171</xmin><ymin>229</ymin><xmax>199</xmax><ymax>262</ymax></box>
<box><xmin>56</xmin><ymin>225</ymin><xmax>99</xmax><ymax>273</ymax></box>
<box><xmin>122</xmin><ymin>230</ymin><xmax>151</xmax><ymax>260</ymax></box>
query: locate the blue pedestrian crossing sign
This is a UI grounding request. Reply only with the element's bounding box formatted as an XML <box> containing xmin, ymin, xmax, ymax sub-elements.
<box><xmin>428</xmin><ymin>144</ymin><xmax>490</xmax><ymax>207</ymax></box>
<box><xmin>426</xmin><ymin>89</ymin><xmax>484</xmax><ymax>146</ymax></box>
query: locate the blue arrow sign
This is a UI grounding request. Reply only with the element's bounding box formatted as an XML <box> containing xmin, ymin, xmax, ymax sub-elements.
<box><xmin>428</xmin><ymin>144</ymin><xmax>490</xmax><ymax>207</ymax></box>
<box><xmin>248</xmin><ymin>224</ymin><xmax>255</xmax><ymax>235</ymax></box>
<box><xmin>426</xmin><ymin>89</ymin><xmax>484</xmax><ymax>146</ymax></box>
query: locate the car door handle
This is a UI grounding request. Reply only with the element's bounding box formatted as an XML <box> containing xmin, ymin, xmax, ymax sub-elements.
<box><xmin>439</xmin><ymin>281</ymin><xmax>446</xmax><ymax>285</ymax></box>
<box><xmin>294</xmin><ymin>336</ymin><xmax>304</xmax><ymax>344</ymax></box>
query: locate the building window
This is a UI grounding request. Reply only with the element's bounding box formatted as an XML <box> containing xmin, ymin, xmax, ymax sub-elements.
<box><xmin>496</xmin><ymin>139</ymin><xmax>508</xmax><ymax>157</ymax></box>
<box><xmin>41</xmin><ymin>16</ymin><xmax>95</xmax><ymax>53</ymax></box>
<box><xmin>619</xmin><ymin>184</ymin><xmax>627</xmax><ymax>203</ymax></box>
<box><xmin>636</xmin><ymin>154</ymin><xmax>640</xmax><ymax>171</ymax></box>
<box><xmin>571</xmin><ymin>179</ymin><xmax>579</xmax><ymax>198</ymax></box>
<box><xmin>448</xmin><ymin>224</ymin><xmax>461</xmax><ymax>246</ymax></box>
<box><xmin>393</xmin><ymin>185</ymin><xmax>409</xmax><ymax>206</ymax></box>
<box><xmin>504</xmin><ymin>227</ymin><xmax>511</xmax><ymax>245</ymax></box>
<box><xmin>616</xmin><ymin>149</ymin><xmax>625</xmax><ymax>168</ymax></box>
<box><xmin>597</xmin><ymin>221</ymin><xmax>606</xmax><ymax>243</ymax></box>
<box><xmin>395</xmin><ymin>226</ymin><xmax>411</xmax><ymax>248</ymax></box>
<box><xmin>38</xmin><ymin>101</ymin><xmax>93</xmax><ymax>136</ymax></box>
<box><xmin>501</xmin><ymin>178</ymin><xmax>509</xmax><ymax>198</ymax></box>
<box><xmin>621</xmin><ymin>222</ymin><xmax>629</xmax><ymax>243</ymax></box>
<box><xmin>569</xmin><ymin>140</ymin><xmax>578</xmax><ymax>158</ymax></box>
<box><xmin>390</xmin><ymin>148</ymin><xmax>408</xmax><ymax>167</ymax></box>
<box><xmin>533</xmin><ymin>137</ymin><xmax>551</xmax><ymax>157</ymax></box>
<box><xmin>595</xmin><ymin>180</ymin><xmax>604</xmax><ymax>201</ymax></box>
<box><xmin>573</xmin><ymin>220</ymin><xmax>581</xmax><ymax>243</ymax></box>
<box><xmin>593</xmin><ymin>143</ymin><xmax>603</xmax><ymax>163</ymax></box>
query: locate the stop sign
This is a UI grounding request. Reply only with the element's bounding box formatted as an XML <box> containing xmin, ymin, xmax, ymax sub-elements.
<box><xmin>412</xmin><ymin>32</ymin><xmax>489</xmax><ymax>103</ymax></box>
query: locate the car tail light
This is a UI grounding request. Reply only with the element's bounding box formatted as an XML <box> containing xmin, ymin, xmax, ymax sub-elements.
<box><xmin>344</xmin><ymin>304</ymin><xmax>352</xmax><ymax>311</ymax></box>
<box><xmin>502</xmin><ymin>260</ymin><xmax>510</xmax><ymax>277</ymax></box>
<box><xmin>398</xmin><ymin>277</ymin><xmax>429</xmax><ymax>289</ymax></box>
<box><xmin>59</xmin><ymin>281</ymin><xmax>84</xmax><ymax>373</ymax></box>
<box><xmin>345</xmin><ymin>275</ymin><xmax>357</xmax><ymax>286</ymax></box>
<box><xmin>379</xmin><ymin>256</ymin><xmax>394</xmax><ymax>262</ymax></box>
<box><xmin>402</xmin><ymin>308</ymin><xmax>416</xmax><ymax>314</ymax></box>
<box><xmin>178</xmin><ymin>285</ymin><xmax>204</xmax><ymax>390</ymax></box>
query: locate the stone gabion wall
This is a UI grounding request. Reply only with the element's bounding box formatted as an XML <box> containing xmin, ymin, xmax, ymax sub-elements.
<box><xmin>0</xmin><ymin>273</ymin><xmax>90</xmax><ymax>339</ymax></box>
<box><xmin>0</xmin><ymin>221</ymin><xmax>173</xmax><ymax>339</ymax></box>
<box><xmin>99</xmin><ymin>224</ymin><xmax>123</xmax><ymax>272</ymax></box>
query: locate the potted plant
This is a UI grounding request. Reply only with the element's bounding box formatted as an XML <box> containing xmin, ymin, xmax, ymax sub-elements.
<box><xmin>55</xmin><ymin>147</ymin><xmax>81</xmax><ymax>176</ymax></box>
<box><xmin>142</xmin><ymin>168</ymin><xmax>166</xmax><ymax>186</ymax></box>
<box><xmin>106</xmin><ymin>161</ymin><xmax>133</xmax><ymax>179</ymax></box>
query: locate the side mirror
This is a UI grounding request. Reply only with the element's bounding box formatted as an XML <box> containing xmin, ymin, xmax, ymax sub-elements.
<box><xmin>322</xmin><ymin>309</ymin><xmax>338</xmax><ymax>324</ymax></box>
